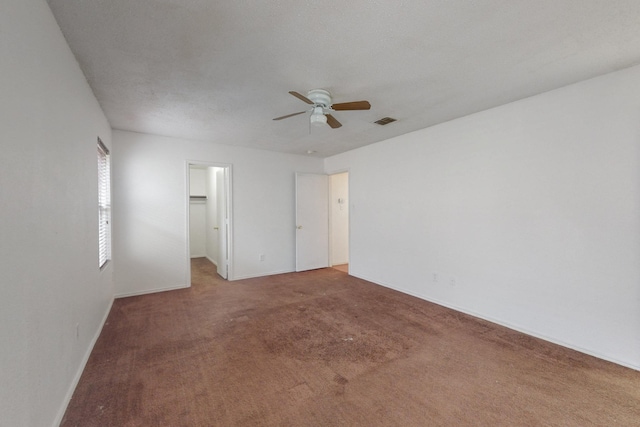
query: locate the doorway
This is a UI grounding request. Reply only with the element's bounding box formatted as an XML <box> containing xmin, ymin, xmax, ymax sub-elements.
<box><xmin>294</xmin><ymin>171</ymin><xmax>349</xmax><ymax>273</ymax></box>
<box><xmin>187</xmin><ymin>163</ymin><xmax>232</xmax><ymax>283</ymax></box>
<box><xmin>329</xmin><ymin>172</ymin><xmax>349</xmax><ymax>272</ymax></box>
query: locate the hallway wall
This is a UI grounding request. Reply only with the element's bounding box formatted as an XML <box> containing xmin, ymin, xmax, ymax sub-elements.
<box><xmin>330</xmin><ymin>172</ymin><xmax>349</xmax><ymax>265</ymax></box>
<box><xmin>189</xmin><ymin>167</ymin><xmax>207</xmax><ymax>257</ymax></box>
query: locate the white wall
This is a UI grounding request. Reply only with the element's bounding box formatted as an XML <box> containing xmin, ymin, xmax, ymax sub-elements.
<box><xmin>189</xmin><ymin>167</ymin><xmax>207</xmax><ymax>197</ymax></box>
<box><xmin>112</xmin><ymin>130</ymin><xmax>324</xmax><ymax>295</ymax></box>
<box><xmin>325</xmin><ymin>64</ymin><xmax>640</xmax><ymax>370</ymax></box>
<box><xmin>189</xmin><ymin>167</ymin><xmax>207</xmax><ymax>257</ymax></box>
<box><xmin>330</xmin><ymin>172</ymin><xmax>349</xmax><ymax>265</ymax></box>
<box><xmin>0</xmin><ymin>1</ymin><xmax>114</xmax><ymax>426</ymax></box>
<box><xmin>189</xmin><ymin>201</ymin><xmax>208</xmax><ymax>257</ymax></box>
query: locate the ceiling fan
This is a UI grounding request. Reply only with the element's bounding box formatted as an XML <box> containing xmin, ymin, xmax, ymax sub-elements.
<box><xmin>273</xmin><ymin>89</ymin><xmax>371</xmax><ymax>129</ymax></box>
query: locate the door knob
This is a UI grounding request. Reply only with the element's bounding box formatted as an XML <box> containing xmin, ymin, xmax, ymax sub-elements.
<box><xmin>296</xmin><ymin>225</ymin><xmax>303</xmax><ymax>230</ymax></box>
<box><xmin>214</xmin><ymin>227</ymin><xmax>219</xmax><ymax>230</ymax></box>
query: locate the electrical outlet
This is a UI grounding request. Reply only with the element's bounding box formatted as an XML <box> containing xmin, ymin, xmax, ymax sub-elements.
<box><xmin>450</xmin><ymin>277</ymin><xmax>456</xmax><ymax>287</ymax></box>
<box><xmin>433</xmin><ymin>273</ymin><xmax>438</xmax><ymax>283</ymax></box>
<box><xmin>259</xmin><ymin>254</ymin><xmax>265</xmax><ymax>262</ymax></box>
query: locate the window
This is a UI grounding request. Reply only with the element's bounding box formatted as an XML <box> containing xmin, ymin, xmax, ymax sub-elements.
<box><xmin>97</xmin><ymin>138</ymin><xmax>111</xmax><ymax>269</ymax></box>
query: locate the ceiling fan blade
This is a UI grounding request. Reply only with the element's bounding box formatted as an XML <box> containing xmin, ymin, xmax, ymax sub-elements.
<box><xmin>331</xmin><ymin>100</ymin><xmax>371</xmax><ymax>111</ymax></box>
<box><xmin>289</xmin><ymin>91</ymin><xmax>314</xmax><ymax>104</ymax></box>
<box><xmin>325</xmin><ymin>114</ymin><xmax>342</xmax><ymax>129</ymax></box>
<box><xmin>273</xmin><ymin>111</ymin><xmax>307</xmax><ymax>121</ymax></box>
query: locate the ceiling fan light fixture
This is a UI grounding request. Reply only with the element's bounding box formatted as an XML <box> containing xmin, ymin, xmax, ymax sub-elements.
<box><xmin>310</xmin><ymin>107</ymin><xmax>327</xmax><ymax>126</ymax></box>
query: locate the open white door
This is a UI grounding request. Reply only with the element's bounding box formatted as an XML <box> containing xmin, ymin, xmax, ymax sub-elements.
<box><xmin>296</xmin><ymin>173</ymin><xmax>329</xmax><ymax>272</ymax></box>
<box><xmin>216</xmin><ymin>168</ymin><xmax>228</xmax><ymax>279</ymax></box>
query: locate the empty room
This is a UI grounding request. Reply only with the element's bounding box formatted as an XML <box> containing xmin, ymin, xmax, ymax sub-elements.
<box><xmin>2</xmin><ymin>0</ymin><xmax>640</xmax><ymax>426</ymax></box>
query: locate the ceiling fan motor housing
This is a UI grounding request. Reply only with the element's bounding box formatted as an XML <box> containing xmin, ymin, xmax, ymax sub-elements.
<box><xmin>307</xmin><ymin>89</ymin><xmax>332</xmax><ymax>108</ymax></box>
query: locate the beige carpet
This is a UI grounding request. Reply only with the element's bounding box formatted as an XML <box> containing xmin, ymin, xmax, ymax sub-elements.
<box><xmin>61</xmin><ymin>258</ymin><xmax>640</xmax><ymax>426</ymax></box>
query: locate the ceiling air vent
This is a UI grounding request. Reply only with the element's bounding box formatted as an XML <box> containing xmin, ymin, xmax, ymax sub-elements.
<box><xmin>374</xmin><ymin>117</ymin><xmax>397</xmax><ymax>125</ymax></box>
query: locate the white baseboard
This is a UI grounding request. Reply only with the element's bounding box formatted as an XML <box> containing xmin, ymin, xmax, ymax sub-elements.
<box><xmin>205</xmin><ymin>255</ymin><xmax>217</xmax><ymax>266</ymax></box>
<box><xmin>231</xmin><ymin>269</ymin><xmax>294</xmax><ymax>281</ymax></box>
<box><xmin>53</xmin><ymin>297</ymin><xmax>114</xmax><ymax>427</ymax></box>
<box><xmin>351</xmin><ymin>272</ymin><xmax>640</xmax><ymax>372</ymax></box>
<box><xmin>114</xmin><ymin>283</ymin><xmax>189</xmax><ymax>299</ymax></box>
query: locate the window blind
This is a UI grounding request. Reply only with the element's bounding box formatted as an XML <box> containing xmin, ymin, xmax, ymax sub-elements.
<box><xmin>97</xmin><ymin>138</ymin><xmax>111</xmax><ymax>269</ymax></box>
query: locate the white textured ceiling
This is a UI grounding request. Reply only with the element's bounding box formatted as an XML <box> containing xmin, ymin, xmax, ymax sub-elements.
<box><xmin>47</xmin><ymin>0</ymin><xmax>640</xmax><ymax>157</ymax></box>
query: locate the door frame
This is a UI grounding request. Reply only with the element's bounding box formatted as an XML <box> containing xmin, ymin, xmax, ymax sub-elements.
<box><xmin>185</xmin><ymin>160</ymin><xmax>233</xmax><ymax>284</ymax></box>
